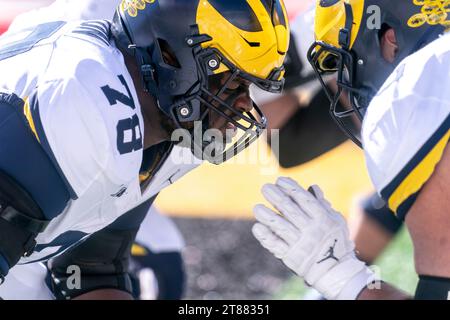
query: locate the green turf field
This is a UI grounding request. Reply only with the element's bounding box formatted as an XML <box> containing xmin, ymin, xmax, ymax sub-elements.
<box><xmin>273</xmin><ymin>228</ymin><xmax>418</xmax><ymax>299</ymax></box>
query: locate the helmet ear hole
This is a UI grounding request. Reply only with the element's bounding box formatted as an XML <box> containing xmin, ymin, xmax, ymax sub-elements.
<box><xmin>157</xmin><ymin>38</ymin><xmax>181</xmax><ymax>68</ymax></box>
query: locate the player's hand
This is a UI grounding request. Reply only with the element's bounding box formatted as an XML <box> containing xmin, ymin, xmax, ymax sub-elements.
<box><xmin>252</xmin><ymin>177</ymin><xmax>378</xmax><ymax>300</ymax></box>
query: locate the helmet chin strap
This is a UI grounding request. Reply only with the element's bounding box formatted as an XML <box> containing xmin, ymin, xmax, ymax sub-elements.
<box><xmin>130</xmin><ymin>46</ymin><xmax>159</xmax><ymax>96</ymax></box>
<box><xmin>338</xmin><ymin>3</ymin><xmax>354</xmax><ymax>50</ymax></box>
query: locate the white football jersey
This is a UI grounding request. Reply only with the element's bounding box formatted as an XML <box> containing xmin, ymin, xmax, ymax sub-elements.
<box><xmin>7</xmin><ymin>0</ymin><xmax>117</xmax><ymax>33</ymax></box>
<box><xmin>0</xmin><ymin>262</ymin><xmax>53</xmax><ymax>300</ymax></box>
<box><xmin>0</xmin><ymin>205</ymin><xmax>186</xmax><ymax>300</ymax></box>
<box><xmin>362</xmin><ymin>32</ymin><xmax>450</xmax><ymax>220</ymax></box>
<box><xmin>0</xmin><ymin>20</ymin><xmax>198</xmax><ymax>263</ymax></box>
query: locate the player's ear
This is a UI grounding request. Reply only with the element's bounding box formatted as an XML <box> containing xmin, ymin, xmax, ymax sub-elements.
<box><xmin>380</xmin><ymin>28</ymin><xmax>398</xmax><ymax>63</ymax></box>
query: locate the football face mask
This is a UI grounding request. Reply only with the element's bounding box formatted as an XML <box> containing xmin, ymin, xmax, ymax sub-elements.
<box><xmin>171</xmin><ymin>51</ymin><xmax>271</xmax><ymax>164</ymax></box>
<box><xmin>307</xmin><ymin>41</ymin><xmax>367</xmax><ymax>148</ymax></box>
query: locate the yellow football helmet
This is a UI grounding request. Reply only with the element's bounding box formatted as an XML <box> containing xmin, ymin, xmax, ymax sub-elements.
<box><xmin>307</xmin><ymin>0</ymin><xmax>448</xmax><ymax>147</ymax></box>
<box><xmin>113</xmin><ymin>0</ymin><xmax>290</xmax><ymax>163</ymax></box>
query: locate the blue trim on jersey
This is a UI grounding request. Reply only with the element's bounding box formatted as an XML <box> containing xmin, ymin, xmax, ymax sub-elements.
<box><xmin>28</xmin><ymin>198</ymin><xmax>155</xmax><ymax>262</ymax></box>
<box><xmin>380</xmin><ymin>114</ymin><xmax>450</xmax><ymax>205</ymax></box>
<box><xmin>33</xmin><ymin>230</ymin><xmax>88</xmax><ymax>262</ymax></box>
<box><xmin>28</xmin><ymin>93</ymin><xmax>78</xmax><ymax>200</ymax></box>
<box><xmin>0</xmin><ymin>92</ymin><xmax>70</xmax><ymax>220</ymax></box>
<box><xmin>0</xmin><ymin>21</ymin><xmax>66</xmax><ymax>61</ymax></box>
<box><xmin>396</xmin><ymin>193</ymin><xmax>418</xmax><ymax>222</ymax></box>
<box><xmin>106</xmin><ymin>196</ymin><xmax>156</xmax><ymax>231</ymax></box>
<box><xmin>71</xmin><ymin>20</ymin><xmax>111</xmax><ymax>47</ymax></box>
<box><xmin>0</xmin><ymin>252</ymin><xmax>9</xmax><ymax>276</ymax></box>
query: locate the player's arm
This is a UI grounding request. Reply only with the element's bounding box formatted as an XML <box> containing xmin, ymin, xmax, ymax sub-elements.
<box><xmin>407</xmin><ymin>142</ymin><xmax>450</xmax><ymax>299</ymax></box>
<box><xmin>0</xmin><ymin>91</ymin><xmax>71</xmax><ymax>282</ymax></box>
<box><xmin>0</xmin><ymin>70</ymin><xmax>117</xmax><ymax>281</ymax></box>
<box><xmin>358</xmin><ymin>143</ymin><xmax>450</xmax><ymax>299</ymax></box>
<box><xmin>356</xmin><ymin>282</ymin><xmax>409</xmax><ymax>300</ymax></box>
<box><xmin>47</xmin><ymin>197</ymin><xmax>156</xmax><ymax>300</ymax></box>
<box><xmin>359</xmin><ymin>143</ymin><xmax>450</xmax><ymax>300</ymax></box>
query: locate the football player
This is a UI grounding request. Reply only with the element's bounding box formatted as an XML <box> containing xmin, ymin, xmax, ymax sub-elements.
<box><xmin>4</xmin><ymin>0</ymin><xmax>188</xmax><ymax>301</ymax></box>
<box><xmin>254</xmin><ymin>1</ymin><xmax>405</xmax><ymax>299</ymax></box>
<box><xmin>0</xmin><ymin>0</ymin><xmax>289</xmax><ymax>299</ymax></box>
<box><xmin>252</xmin><ymin>0</ymin><xmax>449</xmax><ymax>300</ymax></box>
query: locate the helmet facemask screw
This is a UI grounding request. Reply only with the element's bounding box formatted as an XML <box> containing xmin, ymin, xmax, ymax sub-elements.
<box><xmin>358</xmin><ymin>59</ymin><xmax>364</xmax><ymax>66</ymax></box>
<box><xmin>180</xmin><ymin>107</ymin><xmax>191</xmax><ymax>117</ymax></box>
<box><xmin>208</xmin><ymin>59</ymin><xmax>219</xmax><ymax>69</ymax></box>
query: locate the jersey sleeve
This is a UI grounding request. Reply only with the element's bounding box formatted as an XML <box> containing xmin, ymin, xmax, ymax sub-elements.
<box><xmin>363</xmin><ymin>52</ymin><xmax>450</xmax><ymax>220</ymax></box>
<box><xmin>26</xmin><ymin>76</ymin><xmax>111</xmax><ymax>199</ymax></box>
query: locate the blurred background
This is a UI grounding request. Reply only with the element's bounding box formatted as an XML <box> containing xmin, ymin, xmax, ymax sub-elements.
<box><xmin>0</xmin><ymin>0</ymin><xmax>417</xmax><ymax>300</ymax></box>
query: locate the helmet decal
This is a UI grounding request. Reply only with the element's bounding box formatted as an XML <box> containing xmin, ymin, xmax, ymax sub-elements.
<box><xmin>208</xmin><ymin>0</ymin><xmax>263</xmax><ymax>32</ymax></box>
<box><xmin>408</xmin><ymin>0</ymin><xmax>450</xmax><ymax>28</ymax></box>
<box><xmin>196</xmin><ymin>0</ymin><xmax>289</xmax><ymax>80</ymax></box>
<box><xmin>121</xmin><ymin>0</ymin><xmax>156</xmax><ymax>18</ymax></box>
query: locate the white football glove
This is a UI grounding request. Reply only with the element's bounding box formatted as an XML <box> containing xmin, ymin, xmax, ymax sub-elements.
<box><xmin>252</xmin><ymin>177</ymin><xmax>378</xmax><ymax>300</ymax></box>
